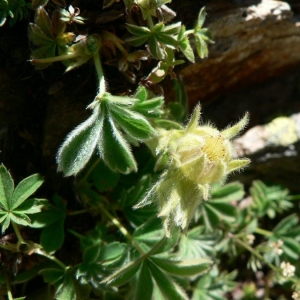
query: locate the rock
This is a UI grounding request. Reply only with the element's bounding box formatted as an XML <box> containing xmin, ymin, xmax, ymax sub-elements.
<box><xmin>165</xmin><ymin>0</ymin><xmax>300</xmax><ymax>108</ymax></box>
<box><xmin>231</xmin><ymin>113</ymin><xmax>300</xmax><ymax>192</ymax></box>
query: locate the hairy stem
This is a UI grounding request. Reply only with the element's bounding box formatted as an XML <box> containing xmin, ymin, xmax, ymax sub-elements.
<box><xmin>30</xmin><ymin>52</ymin><xmax>78</xmax><ymax>64</ymax></box>
<box><xmin>147</xmin><ymin>15</ymin><xmax>154</xmax><ymax>30</ymax></box>
<box><xmin>254</xmin><ymin>227</ymin><xmax>272</xmax><ymax>237</ymax></box>
<box><xmin>11</xmin><ymin>222</ymin><xmax>27</xmax><ymax>246</ymax></box>
<box><xmin>67</xmin><ymin>209</ymin><xmax>89</xmax><ymax>216</ymax></box>
<box><xmin>98</xmin><ymin>203</ymin><xmax>146</xmax><ymax>255</ymax></box>
<box><xmin>93</xmin><ymin>53</ymin><xmax>106</xmax><ymax>97</ymax></box>
<box><xmin>234</xmin><ymin>237</ymin><xmax>277</xmax><ymax>273</ymax></box>
<box><xmin>34</xmin><ymin>249</ymin><xmax>67</xmax><ymax>270</ymax></box>
<box><xmin>5</xmin><ymin>276</ymin><xmax>13</xmax><ymax>300</ymax></box>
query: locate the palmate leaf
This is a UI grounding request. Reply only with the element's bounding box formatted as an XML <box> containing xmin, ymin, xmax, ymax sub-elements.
<box><xmin>192</xmin><ymin>269</ymin><xmax>237</xmax><ymax>300</ymax></box>
<box><xmin>0</xmin><ymin>164</ymin><xmax>14</xmax><ymax>210</ymax></box>
<box><xmin>198</xmin><ymin>182</ymin><xmax>244</xmax><ymax>231</ymax></box>
<box><xmin>11</xmin><ymin>174</ymin><xmax>43</xmax><ymax>210</ymax></box>
<box><xmin>150</xmin><ymin>257</ymin><xmax>211</xmax><ymax>277</ymax></box>
<box><xmin>147</xmin><ymin>260</ymin><xmax>188</xmax><ymax>300</ymax></box>
<box><xmin>109</xmin><ymin>104</ymin><xmax>156</xmax><ymax>140</ymax></box>
<box><xmin>100</xmin><ymin>257</ymin><xmax>142</xmax><ymax>286</ymax></box>
<box><xmin>98</xmin><ymin>111</ymin><xmax>137</xmax><ymax>174</ymax></box>
<box><xmin>57</xmin><ymin>88</ymin><xmax>159</xmax><ymax>176</ymax></box>
<box><xmin>29</xmin><ymin>7</ymin><xmax>75</xmax><ymax>66</ymax></box>
<box><xmin>134</xmin><ymin>260</ymin><xmax>153</xmax><ymax>300</ymax></box>
<box><xmin>0</xmin><ymin>165</ymin><xmax>46</xmax><ymax>232</ymax></box>
<box><xmin>179</xmin><ymin>226</ymin><xmax>216</xmax><ymax>259</ymax></box>
<box><xmin>57</xmin><ymin>104</ymin><xmax>104</xmax><ymax>176</ymax></box>
<box><xmin>193</xmin><ymin>7</ymin><xmax>214</xmax><ymax>59</ymax></box>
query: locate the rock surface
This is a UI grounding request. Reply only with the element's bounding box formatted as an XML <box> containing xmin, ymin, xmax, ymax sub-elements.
<box><xmin>166</xmin><ymin>0</ymin><xmax>300</xmax><ymax>109</ymax></box>
<box><xmin>231</xmin><ymin>113</ymin><xmax>300</xmax><ymax>192</ymax></box>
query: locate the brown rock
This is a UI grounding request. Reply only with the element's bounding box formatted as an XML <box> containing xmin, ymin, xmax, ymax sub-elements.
<box><xmin>167</xmin><ymin>0</ymin><xmax>300</xmax><ymax>106</ymax></box>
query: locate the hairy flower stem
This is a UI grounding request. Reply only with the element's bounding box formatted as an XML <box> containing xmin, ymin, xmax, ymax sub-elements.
<box><xmin>30</xmin><ymin>52</ymin><xmax>79</xmax><ymax>64</ymax></box>
<box><xmin>93</xmin><ymin>53</ymin><xmax>106</xmax><ymax>97</ymax></box>
<box><xmin>98</xmin><ymin>203</ymin><xmax>146</xmax><ymax>255</ymax></box>
<box><xmin>234</xmin><ymin>237</ymin><xmax>278</xmax><ymax>273</ymax></box>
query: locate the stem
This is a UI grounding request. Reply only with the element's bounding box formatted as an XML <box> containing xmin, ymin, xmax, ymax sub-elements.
<box><xmin>254</xmin><ymin>227</ymin><xmax>272</xmax><ymax>237</ymax></box>
<box><xmin>98</xmin><ymin>203</ymin><xmax>146</xmax><ymax>255</ymax></box>
<box><xmin>147</xmin><ymin>15</ymin><xmax>154</xmax><ymax>30</ymax></box>
<box><xmin>67</xmin><ymin>209</ymin><xmax>89</xmax><ymax>216</ymax></box>
<box><xmin>5</xmin><ymin>276</ymin><xmax>13</xmax><ymax>300</ymax></box>
<box><xmin>0</xmin><ymin>243</ymin><xmax>17</xmax><ymax>252</ymax></box>
<box><xmin>184</xmin><ymin>29</ymin><xmax>194</xmax><ymax>36</ymax></box>
<box><xmin>34</xmin><ymin>249</ymin><xmax>67</xmax><ymax>270</ymax></box>
<box><xmin>11</xmin><ymin>222</ymin><xmax>27</xmax><ymax>246</ymax></box>
<box><xmin>234</xmin><ymin>237</ymin><xmax>277</xmax><ymax>273</ymax></box>
<box><xmin>31</xmin><ymin>52</ymin><xmax>78</xmax><ymax>64</ymax></box>
<box><xmin>93</xmin><ymin>53</ymin><xmax>106</xmax><ymax>97</ymax></box>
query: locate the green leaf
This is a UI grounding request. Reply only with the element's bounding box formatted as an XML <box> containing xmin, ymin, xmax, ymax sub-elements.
<box><xmin>101</xmin><ymin>257</ymin><xmax>142</xmax><ymax>286</ymax></box>
<box><xmin>196</xmin><ymin>7</ymin><xmax>207</xmax><ymax>29</ymax></box>
<box><xmin>148</xmin><ymin>260</ymin><xmax>188</xmax><ymax>300</ymax></box>
<box><xmin>10</xmin><ymin>213</ymin><xmax>31</xmax><ymax>226</ymax></box>
<box><xmin>150</xmin><ymin>257</ymin><xmax>211</xmax><ymax>277</ymax></box>
<box><xmin>11</xmin><ymin>174</ymin><xmax>43</xmax><ymax>210</ymax></box>
<box><xmin>273</xmin><ymin>213</ymin><xmax>299</xmax><ymax>235</ymax></box>
<box><xmin>133</xmin><ymin>217</ymin><xmax>165</xmax><ymax>250</ymax></box>
<box><xmin>98</xmin><ymin>242</ymin><xmax>127</xmax><ymax>262</ymax></box>
<box><xmin>0</xmin><ymin>164</ymin><xmax>14</xmax><ymax>210</ymax></box>
<box><xmin>179</xmin><ymin>226</ymin><xmax>216</xmax><ymax>259</ymax></box>
<box><xmin>134</xmin><ymin>86</ymin><xmax>147</xmax><ymax>102</ymax></box>
<box><xmin>126</xmin><ymin>24</ymin><xmax>150</xmax><ymax>36</ymax></box>
<box><xmin>29</xmin><ymin>202</ymin><xmax>64</xmax><ymax>228</ymax></box>
<box><xmin>40</xmin><ymin>218</ymin><xmax>65</xmax><ymax>252</ymax></box>
<box><xmin>281</xmin><ymin>237</ymin><xmax>300</xmax><ymax>260</ymax></box>
<box><xmin>57</xmin><ymin>104</ymin><xmax>104</xmax><ymax>176</ymax></box>
<box><xmin>195</xmin><ymin>33</ymin><xmax>209</xmax><ymax>59</ymax></box>
<box><xmin>35</xmin><ymin>7</ymin><xmax>52</xmax><ymax>38</ymax></box>
<box><xmin>56</xmin><ymin>271</ymin><xmax>76</xmax><ymax>300</ymax></box>
<box><xmin>134</xmin><ymin>260</ymin><xmax>153</xmax><ymax>300</ymax></box>
<box><xmin>211</xmin><ymin>182</ymin><xmax>244</xmax><ymax>201</ymax></box>
<box><xmin>32</xmin><ymin>0</ymin><xmax>49</xmax><ymax>10</ymax></box>
<box><xmin>83</xmin><ymin>243</ymin><xmax>101</xmax><ymax>264</ymax></box>
<box><xmin>15</xmin><ymin>198</ymin><xmax>47</xmax><ymax>215</ymax></box>
<box><xmin>148</xmin><ymin>229</ymin><xmax>180</xmax><ymax>255</ymax></box>
<box><xmin>90</xmin><ymin>159</ymin><xmax>120</xmax><ymax>192</ymax></box>
<box><xmin>1</xmin><ymin>215</ymin><xmax>11</xmax><ymax>232</ymax></box>
<box><xmin>148</xmin><ymin>36</ymin><xmax>165</xmax><ymax>60</ymax></box>
<box><xmin>109</xmin><ymin>104</ymin><xmax>156</xmax><ymax>140</ymax></box>
<box><xmin>178</xmin><ymin>26</ymin><xmax>195</xmax><ymax>63</ymax></box>
<box><xmin>98</xmin><ymin>111</ymin><xmax>137</xmax><ymax>174</ymax></box>
<box><xmin>40</xmin><ymin>267</ymin><xmax>65</xmax><ymax>284</ymax></box>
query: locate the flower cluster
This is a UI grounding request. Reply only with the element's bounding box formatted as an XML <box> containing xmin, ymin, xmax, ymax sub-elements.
<box><xmin>135</xmin><ymin>105</ymin><xmax>250</xmax><ymax>236</ymax></box>
<box><xmin>270</xmin><ymin>239</ymin><xmax>283</xmax><ymax>256</ymax></box>
<box><xmin>280</xmin><ymin>261</ymin><xmax>296</xmax><ymax>278</ymax></box>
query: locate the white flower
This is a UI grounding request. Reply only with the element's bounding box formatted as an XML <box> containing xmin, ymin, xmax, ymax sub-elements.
<box><xmin>247</xmin><ymin>234</ymin><xmax>255</xmax><ymax>245</ymax></box>
<box><xmin>280</xmin><ymin>261</ymin><xmax>295</xmax><ymax>277</ymax></box>
<box><xmin>292</xmin><ymin>291</ymin><xmax>300</xmax><ymax>300</ymax></box>
<box><xmin>270</xmin><ymin>239</ymin><xmax>283</xmax><ymax>255</ymax></box>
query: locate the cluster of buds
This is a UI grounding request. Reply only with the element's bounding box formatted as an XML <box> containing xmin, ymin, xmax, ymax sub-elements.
<box><xmin>135</xmin><ymin>105</ymin><xmax>250</xmax><ymax>236</ymax></box>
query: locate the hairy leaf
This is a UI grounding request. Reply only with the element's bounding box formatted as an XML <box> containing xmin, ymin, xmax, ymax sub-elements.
<box><xmin>57</xmin><ymin>104</ymin><xmax>103</xmax><ymax>176</ymax></box>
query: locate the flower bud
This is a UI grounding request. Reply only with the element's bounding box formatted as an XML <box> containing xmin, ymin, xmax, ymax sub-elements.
<box><xmin>135</xmin><ymin>105</ymin><xmax>250</xmax><ymax>236</ymax></box>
